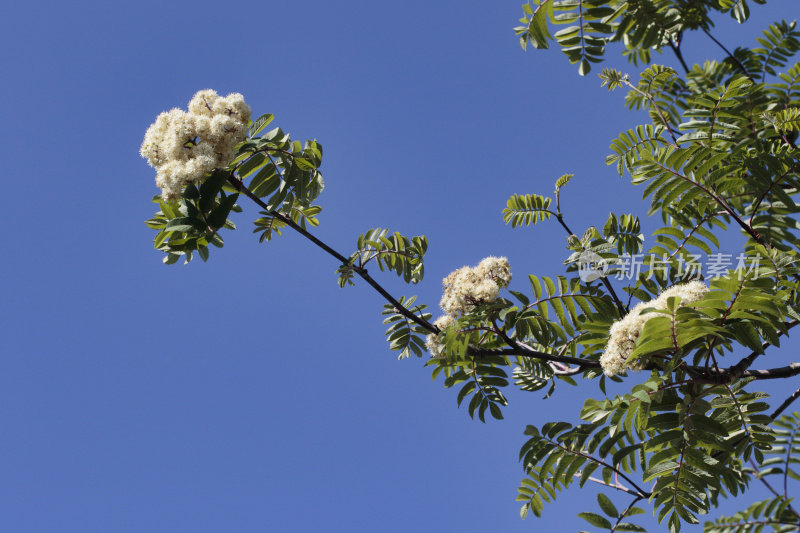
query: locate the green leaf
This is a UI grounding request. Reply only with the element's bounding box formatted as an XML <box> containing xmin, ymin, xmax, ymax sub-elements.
<box><xmin>614</xmin><ymin>523</ymin><xmax>647</xmax><ymax>532</ymax></box>
<box><xmin>166</xmin><ymin>217</ymin><xmax>203</xmax><ymax>233</ymax></box>
<box><xmin>597</xmin><ymin>492</ymin><xmax>619</xmax><ymax>518</ymax></box>
<box><xmin>207</xmin><ymin>194</ymin><xmax>239</xmax><ymax>229</ymax></box>
<box><xmin>577</xmin><ymin>512</ymin><xmax>612</xmax><ymax>529</ymax></box>
<box><xmin>250</xmin><ymin>113</ymin><xmax>274</xmax><ymax>136</ymax></box>
<box><xmin>249</xmin><ymin>165</ymin><xmax>280</xmax><ymax>197</ymax></box>
<box><xmin>199</xmin><ymin>170</ymin><xmax>229</xmax><ymax>211</ymax></box>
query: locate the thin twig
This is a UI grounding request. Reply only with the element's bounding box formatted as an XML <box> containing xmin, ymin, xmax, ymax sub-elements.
<box><xmin>577</xmin><ymin>474</ymin><xmax>640</xmax><ymax>497</ymax></box>
<box><xmin>771</xmin><ymin>386</ymin><xmax>800</xmax><ymax>420</ymax></box>
<box><xmin>611</xmin><ymin>496</ymin><xmax>645</xmax><ymax>533</ymax></box>
<box><xmin>668</xmin><ymin>35</ymin><xmax>689</xmax><ymax>74</ymax></box>
<box><xmin>622</xmin><ymin>79</ymin><xmax>680</xmax><ymax>146</ymax></box>
<box><xmin>701</xmin><ymin>27</ymin><xmax>753</xmax><ymax>81</ymax></box>
<box><xmin>555</xmin><ymin>214</ymin><xmax>627</xmax><ymax>317</ymax></box>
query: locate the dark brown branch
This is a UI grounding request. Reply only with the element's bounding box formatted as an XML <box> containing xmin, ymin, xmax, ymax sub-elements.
<box><xmin>228</xmin><ymin>160</ymin><xmax>800</xmax><ymax>390</ymax></box>
<box><xmin>688</xmin><ymin>362</ymin><xmax>800</xmax><ymax>384</ymax></box>
<box><xmin>611</xmin><ymin>496</ymin><xmax>645</xmax><ymax>533</ymax></box>
<box><xmin>695</xmin><ymin>317</ymin><xmax>800</xmax><ymax>382</ymax></box>
<box><xmin>771</xmin><ymin>386</ymin><xmax>800</xmax><ymax>420</ymax></box>
<box><xmin>470</xmin><ymin>346</ymin><xmax>601</xmax><ymax>368</ymax></box>
<box><xmin>227</xmin><ymin>174</ymin><xmax>438</xmax><ymax>334</ymax></box>
<box><xmin>542</xmin><ymin>436</ymin><xmax>651</xmax><ymax>498</ymax></box>
<box><xmin>701</xmin><ymin>27</ymin><xmax>753</xmax><ymax>81</ymax></box>
<box><xmin>668</xmin><ymin>35</ymin><xmax>689</xmax><ymax>74</ymax></box>
<box><xmin>555</xmin><ymin>214</ymin><xmax>627</xmax><ymax>317</ymax></box>
<box><xmin>580</xmin><ymin>475</ymin><xmax>641</xmax><ymax>497</ymax></box>
<box><xmin>742</xmin><ymin>363</ymin><xmax>800</xmax><ymax>380</ymax></box>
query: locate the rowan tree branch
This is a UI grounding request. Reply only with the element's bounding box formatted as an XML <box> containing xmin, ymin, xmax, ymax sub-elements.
<box><xmin>554</xmin><ymin>213</ymin><xmax>627</xmax><ymax>317</ymax></box>
<box><xmin>668</xmin><ymin>35</ymin><xmax>689</xmax><ymax>75</ymax></box>
<box><xmin>771</xmin><ymin>386</ymin><xmax>800</xmax><ymax>420</ymax></box>
<box><xmin>227</xmin><ymin>173</ymin><xmax>438</xmax><ymax>334</ymax></box>
<box><xmin>701</xmin><ymin>27</ymin><xmax>753</xmax><ymax>81</ymax></box>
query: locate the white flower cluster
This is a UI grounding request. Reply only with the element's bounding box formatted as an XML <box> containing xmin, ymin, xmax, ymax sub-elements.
<box><xmin>425</xmin><ymin>315</ymin><xmax>454</xmax><ymax>358</ymax></box>
<box><xmin>426</xmin><ymin>257</ymin><xmax>512</xmax><ymax>358</ymax></box>
<box><xmin>440</xmin><ymin>256</ymin><xmax>512</xmax><ymax>317</ymax></box>
<box><xmin>140</xmin><ymin>89</ymin><xmax>252</xmax><ymax>201</ymax></box>
<box><xmin>600</xmin><ymin>281</ymin><xmax>708</xmax><ymax>377</ymax></box>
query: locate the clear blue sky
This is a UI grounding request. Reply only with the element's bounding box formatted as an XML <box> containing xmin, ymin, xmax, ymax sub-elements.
<box><xmin>1</xmin><ymin>1</ymin><xmax>798</xmax><ymax>531</ymax></box>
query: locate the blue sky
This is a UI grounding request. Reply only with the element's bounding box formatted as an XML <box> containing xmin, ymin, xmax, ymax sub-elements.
<box><xmin>2</xmin><ymin>1</ymin><xmax>799</xmax><ymax>531</ymax></box>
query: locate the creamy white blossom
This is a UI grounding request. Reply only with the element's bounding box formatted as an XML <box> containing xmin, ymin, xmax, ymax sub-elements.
<box><xmin>600</xmin><ymin>281</ymin><xmax>708</xmax><ymax>377</ymax></box>
<box><xmin>141</xmin><ymin>89</ymin><xmax>252</xmax><ymax>201</ymax></box>
<box><xmin>439</xmin><ymin>257</ymin><xmax>512</xmax><ymax>318</ymax></box>
<box><xmin>426</xmin><ymin>257</ymin><xmax>511</xmax><ymax>357</ymax></box>
<box><xmin>426</xmin><ymin>315</ymin><xmax>455</xmax><ymax>358</ymax></box>
<box><xmin>478</xmin><ymin>256</ymin><xmax>512</xmax><ymax>287</ymax></box>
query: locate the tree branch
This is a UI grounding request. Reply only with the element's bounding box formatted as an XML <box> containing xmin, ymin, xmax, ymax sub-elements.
<box><xmin>701</xmin><ymin>27</ymin><xmax>753</xmax><ymax>81</ymax></box>
<box><xmin>611</xmin><ymin>496</ymin><xmax>645</xmax><ymax>533</ymax></box>
<box><xmin>227</xmin><ymin>174</ymin><xmax>438</xmax><ymax>334</ymax></box>
<box><xmin>554</xmin><ymin>214</ymin><xmax>627</xmax><ymax>317</ymax></box>
<box><xmin>470</xmin><ymin>346</ymin><xmax>601</xmax><ymax>368</ymax></box>
<box><xmin>661</xmin><ymin>316</ymin><xmax>799</xmax><ymax>383</ymax></box>
<box><xmin>668</xmin><ymin>35</ymin><xmax>689</xmax><ymax>74</ymax></box>
<box><xmin>771</xmin><ymin>386</ymin><xmax>800</xmax><ymax>421</ymax></box>
<box><xmin>543</xmin><ymin>437</ymin><xmax>651</xmax><ymax>498</ymax></box>
<box><xmin>578</xmin><ymin>475</ymin><xmax>641</xmax><ymax>497</ymax></box>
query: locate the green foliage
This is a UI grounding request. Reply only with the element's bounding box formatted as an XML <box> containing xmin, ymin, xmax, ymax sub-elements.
<box><xmin>504</xmin><ymin>6</ymin><xmax>800</xmax><ymax>528</ymax></box>
<box><xmin>429</xmin><ymin>352</ymin><xmax>510</xmax><ymax>422</ymax></box>
<box><xmin>555</xmin><ymin>172</ymin><xmax>574</xmax><ymax>191</ymax></box>
<box><xmin>517</xmin><ymin>419</ymin><xmax>646</xmax><ymax>520</ymax></box>
<box><xmin>705</xmin><ymin>497</ymin><xmax>798</xmax><ymax>532</ymax></box>
<box><xmin>252</xmin><ymin>205</ymin><xmax>321</xmax><ymax>242</ymax></box>
<box><xmin>517</xmin><ymin>0</ymin><xmax>768</xmax><ymax>74</ymax></box>
<box><xmin>512</xmin><ymin>274</ymin><xmax>616</xmax><ymax>342</ymax></box>
<box><xmin>678</xmin><ymin>76</ymin><xmax>753</xmax><ymax>147</ymax></box>
<box><xmin>717</xmin><ymin>0</ymin><xmax>766</xmax><ymax>24</ymax></box>
<box><xmin>146</xmin><ymin>171</ymin><xmax>241</xmax><ymax>264</ymax></box>
<box><xmin>503</xmin><ymin>193</ymin><xmax>554</xmax><ymax>227</ymax></box>
<box><xmin>758</xmin><ymin>412</ymin><xmax>800</xmax><ymax>486</ymax></box>
<box><xmin>147</xmin><ymin>115</ymin><xmax>326</xmax><ymax>263</ymax></box>
<box><xmin>381</xmin><ymin>296</ymin><xmax>432</xmax><ymax>359</ymax></box>
<box><xmin>607</xmin><ymin>124</ymin><xmax>668</xmax><ymax>176</ymax></box>
<box><xmin>648</xmin><ymin>218</ymin><xmax>721</xmax><ymax>260</ymax></box>
<box><xmin>751</xmin><ymin>20</ymin><xmax>800</xmax><ymax>82</ymax></box>
<box><xmin>705</xmin><ymin>414</ymin><xmax>800</xmax><ymax>532</ymax></box>
<box><xmin>766</xmin><ymin>107</ymin><xmax>800</xmax><ymax>134</ymax></box>
<box><xmin>336</xmin><ymin>228</ymin><xmax>427</xmax><ymax>287</ymax></box>
<box><xmin>624</xmin><ymin>65</ymin><xmax>683</xmax><ymax>128</ymax></box>
<box><xmin>235</xmin><ymin>127</ymin><xmax>325</xmax><ymax>213</ymax></box>
<box><xmin>142</xmin><ymin>2</ymin><xmax>800</xmax><ymax>531</ymax></box>
<box><xmin>603</xmin><ymin>213</ymin><xmax>644</xmax><ymax>254</ymax></box>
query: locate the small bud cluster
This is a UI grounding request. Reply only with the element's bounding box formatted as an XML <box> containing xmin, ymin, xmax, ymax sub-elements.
<box><xmin>141</xmin><ymin>89</ymin><xmax>252</xmax><ymax>201</ymax></box>
<box><xmin>426</xmin><ymin>257</ymin><xmax>512</xmax><ymax>358</ymax></box>
<box><xmin>600</xmin><ymin>281</ymin><xmax>708</xmax><ymax>377</ymax></box>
